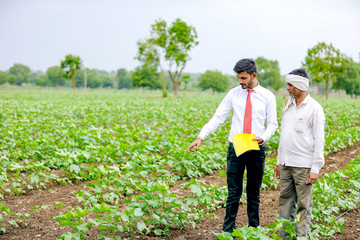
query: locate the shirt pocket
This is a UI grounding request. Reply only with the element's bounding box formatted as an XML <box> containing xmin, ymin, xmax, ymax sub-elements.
<box><xmin>292</xmin><ymin>118</ymin><xmax>311</xmax><ymax>135</ymax></box>
<box><xmin>289</xmin><ymin>121</ymin><xmax>314</xmax><ymax>153</ymax></box>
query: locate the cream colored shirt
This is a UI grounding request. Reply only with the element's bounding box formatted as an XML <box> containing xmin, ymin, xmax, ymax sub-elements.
<box><xmin>277</xmin><ymin>94</ymin><xmax>325</xmax><ymax>173</ymax></box>
<box><xmin>198</xmin><ymin>84</ymin><xmax>278</xmax><ymax>143</ymax></box>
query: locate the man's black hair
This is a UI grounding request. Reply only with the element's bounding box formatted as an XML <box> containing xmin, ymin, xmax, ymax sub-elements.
<box><xmin>233</xmin><ymin>58</ymin><xmax>257</xmax><ymax>74</ymax></box>
<box><xmin>289</xmin><ymin>69</ymin><xmax>308</xmax><ymax>78</ymax></box>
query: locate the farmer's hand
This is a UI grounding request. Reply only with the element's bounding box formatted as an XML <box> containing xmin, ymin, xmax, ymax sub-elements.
<box><xmin>185</xmin><ymin>138</ymin><xmax>202</xmax><ymax>152</ymax></box>
<box><xmin>306</xmin><ymin>172</ymin><xmax>318</xmax><ymax>185</ymax></box>
<box><xmin>274</xmin><ymin>165</ymin><xmax>280</xmax><ymax>179</ymax></box>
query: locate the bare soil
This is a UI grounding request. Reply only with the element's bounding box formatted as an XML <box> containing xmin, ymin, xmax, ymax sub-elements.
<box><xmin>1</xmin><ymin>141</ymin><xmax>360</xmax><ymax>240</ymax></box>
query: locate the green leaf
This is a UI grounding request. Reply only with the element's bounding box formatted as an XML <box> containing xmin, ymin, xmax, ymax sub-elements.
<box><xmin>0</xmin><ymin>204</ymin><xmax>10</xmax><ymax>215</ymax></box>
<box><xmin>97</xmin><ymin>232</ymin><xmax>105</xmax><ymax>239</ymax></box>
<box><xmin>55</xmin><ymin>202</ymin><xmax>65</xmax><ymax>208</ymax></box>
<box><xmin>93</xmin><ymin>203</ymin><xmax>111</xmax><ymax>213</ymax></box>
<box><xmin>137</xmin><ymin>221</ymin><xmax>146</xmax><ymax>232</ymax></box>
<box><xmin>213</xmin><ymin>231</ymin><xmax>233</xmax><ymax>240</ymax></box>
<box><xmin>219</xmin><ymin>170</ymin><xmax>227</xmax><ymax>177</ymax></box>
<box><xmin>121</xmin><ymin>213</ymin><xmax>129</xmax><ymax>222</ymax></box>
<box><xmin>190</xmin><ymin>184</ymin><xmax>202</xmax><ymax>196</ymax></box>
<box><xmin>69</xmin><ymin>164</ymin><xmax>80</xmax><ymax>174</ymax></box>
<box><xmin>53</xmin><ymin>212</ymin><xmax>74</xmax><ymax>221</ymax></box>
<box><xmin>59</xmin><ymin>231</ymin><xmax>77</xmax><ymax>240</ymax></box>
<box><xmin>154</xmin><ymin>229</ymin><xmax>164</xmax><ymax>236</ymax></box>
<box><xmin>73</xmin><ymin>223</ymin><xmax>88</xmax><ymax>232</ymax></box>
<box><xmin>134</xmin><ymin>208</ymin><xmax>143</xmax><ymax>217</ymax></box>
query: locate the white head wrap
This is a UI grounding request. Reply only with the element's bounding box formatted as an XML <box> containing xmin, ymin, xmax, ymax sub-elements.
<box><xmin>282</xmin><ymin>74</ymin><xmax>310</xmax><ymax>114</ymax></box>
<box><xmin>285</xmin><ymin>74</ymin><xmax>309</xmax><ymax>91</ymax></box>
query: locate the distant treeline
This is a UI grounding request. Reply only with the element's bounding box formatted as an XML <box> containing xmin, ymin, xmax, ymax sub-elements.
<box><xmin>1</xmin><ymin>47</ymin><xmax>359</xmax><ymax>98</ymax></box>
<box><xmin>0</xmin><ymin>56</ymin><xmax>285</xmax><ymax>92</ymax></box>
<box><xmin>0</xmin><ymin>64</ymin><xmax>203</xmax><ymax>91</ymax></box>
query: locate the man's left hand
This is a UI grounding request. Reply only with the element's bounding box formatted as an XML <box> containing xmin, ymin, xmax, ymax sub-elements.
<box><xmin>306</xmin><ymin>172</ymin><xmax>318</xmax><ymax>185</ymax></box>
<box><xmin>252</xmin><ymin>138</ymin><xmax>264</xmax><ymax>144</ymax></box>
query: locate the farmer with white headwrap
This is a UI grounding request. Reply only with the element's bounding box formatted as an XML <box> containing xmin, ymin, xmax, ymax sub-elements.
<box><xmin>274</xmin><ymin>69</ymin><xmax>325</xmax><ymax>239</ymax></box>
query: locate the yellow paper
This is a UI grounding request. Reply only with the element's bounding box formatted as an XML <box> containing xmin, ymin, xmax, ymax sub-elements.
<box><xmin>231</xmin><ymin>133</ymin><xmax>260</xmax><ymax>157</ymax></box>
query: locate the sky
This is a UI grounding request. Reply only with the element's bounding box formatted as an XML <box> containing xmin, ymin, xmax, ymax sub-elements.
<box><xmin>1</xmin><ymin>0</ymin><xmax>360</xmax><ymax>75</ymax></box>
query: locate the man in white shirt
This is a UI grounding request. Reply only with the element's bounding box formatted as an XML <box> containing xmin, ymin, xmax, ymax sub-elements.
<box><xmin>274</xmin><ymin>69</ymin><xmax>325</xmax><ymax>238</ymax></box>
<box><xmin>186</xmin><ymin>58</ymin><xmax>278</xmax><ymax>233</ymax></box>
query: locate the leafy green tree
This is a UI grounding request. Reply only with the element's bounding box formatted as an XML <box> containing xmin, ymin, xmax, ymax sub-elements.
<box><xmin>136</xmin><ymin>41</ymin><xmax>165</xmax><ymax>95</ymax></box>
<box><xmin>198</xmin><ymin>70</ymin><xmax>229</xmax><ymax>93</ymax></box>
<box><xmin>74</xmin><ymin>69</ymin><xmax>85</xmax><ymax>87</ymax></box>
<box><xmin>86</xmin><ymin>70</ymin><xmax>102</xmax><ymax>88</ymax></box>
<box><xmin>0</xmin><ymin>71</ymin><xmax>9</xmax><ymax>85</ymax></box>
<box><xmin>115</xmin><ymin>68</ymin><xmax>132</xmax><ymax>89</ymax></box>
<box><xmin>30</xmin><ymin>71</ymin><xmax>48</xmax><ymax>87</ymax></box>
<box><xmin>60</xmin><ymin>54</ymin><xmax>81</xmax><ymax>91</ymax></box>
<box><xmin>303</xmin><ymin>42</ymin><xmax>347</xmax><ymax>100</ymax></box>
<box><xmin>136</xmin><ymin>18</ymin><xmax>198</xmax><ymax>97</ymax></box>
<box><xmin>255</xmin><ymin>57</ymin><xmax>283</xmax><ymax>91</ymax></box>
<box><xmin>332</xmin><ymin>59</ymin><xmax>360</xmax><ymax>98</ymax></box>
<box><xmin>75</xmin><ymin>69</ymin><xmax>103</xmax><ymax>88</ymax></box>
<box><xmin>8</xmin><ymin>75</ymin><xmax>16</xmax><ymax>85</ymax></box>
<box><xmin>102</xmin><ymin>76</ymin><xmax>114</xmax><ymax>88</ymax></box>
<box><xmin>47</xmin><ymin>66</ymin><xmax>66</xmax><ymax>87</ymax></box>
<box><xmin>9</xmin><ymin>63</ymin><xmax>31</xmax><ymax>85</ymax></box>
<box><xmin>132</xmin><ymin>64</ymin><xmax>161</xmax><ymax>90</ymax></box>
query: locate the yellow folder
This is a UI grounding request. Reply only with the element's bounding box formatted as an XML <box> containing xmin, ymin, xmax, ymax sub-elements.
<box><xmin>231</xmin><ymin>133</ymin><xmax>260</xmax><ymax>157</ymax></box>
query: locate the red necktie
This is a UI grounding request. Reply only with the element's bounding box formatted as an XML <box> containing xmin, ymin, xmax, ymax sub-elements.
<box><xmin>243</xmin><ymin>89</ymin><xmax>254</xmax><ymax>134</ymax></box>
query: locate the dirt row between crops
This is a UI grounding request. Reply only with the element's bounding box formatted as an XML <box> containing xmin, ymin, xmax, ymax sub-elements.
<box><xmin>1</xmin><ymin>141</ymin><xmax>360</xmax><ymax>240</ymax></box>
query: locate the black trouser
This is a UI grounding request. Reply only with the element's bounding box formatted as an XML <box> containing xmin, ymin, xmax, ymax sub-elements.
<box><xmin>223</xmin><ymin>142</ymin><xmax>266</xmax><ymax>233</ymax></box>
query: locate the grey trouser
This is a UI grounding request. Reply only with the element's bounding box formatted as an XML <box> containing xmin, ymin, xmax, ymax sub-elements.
<box><xmin>279</xmin><ymin>165</ymin><xmax>313</xmax><ymax>239</ymax></box>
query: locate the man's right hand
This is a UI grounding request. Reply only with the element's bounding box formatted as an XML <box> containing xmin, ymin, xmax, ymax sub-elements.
<box><xmin>185</xmin><ymin>138</ymin><xmax>202</xmax><ymax>152</ymax></box>
<box><xmin>274</xmin><ymin>165</ymin><xmax>280</xmax><ymax>179</ymax></box>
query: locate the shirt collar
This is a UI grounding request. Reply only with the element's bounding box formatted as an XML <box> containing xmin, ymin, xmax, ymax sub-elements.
<box><xmin>292</xmin><ymin>93</ymin><xmax>310</xmax><ymax>106</ymax></box>
<box><xmin>242</xmin><ymin>82</ymin><xmax>261</xmax><ymax>93</ymax></box>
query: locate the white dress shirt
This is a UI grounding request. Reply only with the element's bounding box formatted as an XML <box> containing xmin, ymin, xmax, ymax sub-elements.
<box><xmin>277</xmin><ymin>94</ymin><xmax>325</xmax><ymax>173</ymax></box>
<box><xmin>198</xmin><ymin>84</ymin><xmax>278</xmax><ymax>143</ymax></box>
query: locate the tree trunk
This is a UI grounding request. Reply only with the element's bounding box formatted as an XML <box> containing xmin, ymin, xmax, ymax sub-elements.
<box><xmin>173</xmin><ymin>72</ymin><xmax>183</xmax><ymax>97</ymax></box>
<box><xmin>174</xmin><ymin>82</ymin><xmax>179</xmax><ymax>97</ymax></box>
<box><xmin>325</xmin><ymin>79</ymin><xmax>329</xmax><ymax>100</ymax></box>
<box><xmin>160</xmin><ymin>70</ymin><xmax>167</xmax><ymax>97</ymax></box>
<box><xmin>71</xmin><ymin>71</ymin><xmax>76</xmax><ymax>95</ymax></box>
<box><xmin>168</xmin><ymin>71</ymin><xmax>176</xmax><ymax>97</ymax></box>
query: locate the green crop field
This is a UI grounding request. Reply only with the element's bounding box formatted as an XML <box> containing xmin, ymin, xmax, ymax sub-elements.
<box><xmin>0</xmin><ymin>90</ymin><xmax>360</xmax><ymax>239</ymax></box>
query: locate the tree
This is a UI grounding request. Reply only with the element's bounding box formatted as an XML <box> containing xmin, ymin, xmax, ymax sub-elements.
<box><xmin>86</xmin><ymin>69</ymin><xmax>102</xmax><ymax>88</ymax></box>
<box><xmin>198</xmin><ymin>70</ymin><xmax>229</xmax><ymax>93</ymax></box>
<box><xmin>60</xmin><ymin>54</ymin><xmax>81</xmax><ymax>91</ymax></box>
<box><xmin>9</xmin><ymin>63</ymin><xmax>31</xmax><ymax>86</ymax></box>
<box><xmin>303</xmin><ymin>42</ymin><xmax>347</xmax><ymax>100</ymax></box>
<box><xmin>136</xmin><ymin>41</ymin><xmax>165</xmax><ymax>94</ymax></box>
<box><xmin>102</xmin><ymin>76</ymin><xmax>114</xmax><ymax>88</ymax></box>
<box><xmin>255</xmin><ymin>57</ymin><xmax>283</xmax><ymax>91</ymax></box>
<box><xmin>132</xmin><ymin>64</ymin><xmax>161</xmax><ymax>90</ymax></box>
<box><xmin>332</xmin><ymin>59</ymin><xmax>360</xmax><ymax>98</ymax></box>
<box><xmin>8</xmin><ymin>75</ymin><xmax>16</xmax><ymax>85</ymax></box>
<box><xmin>75</xmin><ymin>69</ymin><xmax>103</xmax><ymax>88</ymax></box>
<box><xmin>136</xmin><ymin>18</ymin><xmax>199</xmax><ymax>97</ymax></box>
<box><xmin>47</xmin><ymin>66</ymin><xmax>66</xmax><ymax>87</ymax></box>
<box><xmin>0</xmin><ymin>71</ymin><xmax>9</xmax><ymax>85</ymax></box>
<box><xmin>74</xmin><ymin>69</ymin><xmax>85</xmax><ymax>88</ymax></box>
<box><xmin>30</xmin><ymin>71</ymin><xmax>48</xmax><ymax>87</ymax></box>
<box><xmin>115</xmin><ymin>68</ymin><xmax>132</xmax><ymax>89</ymax></box>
